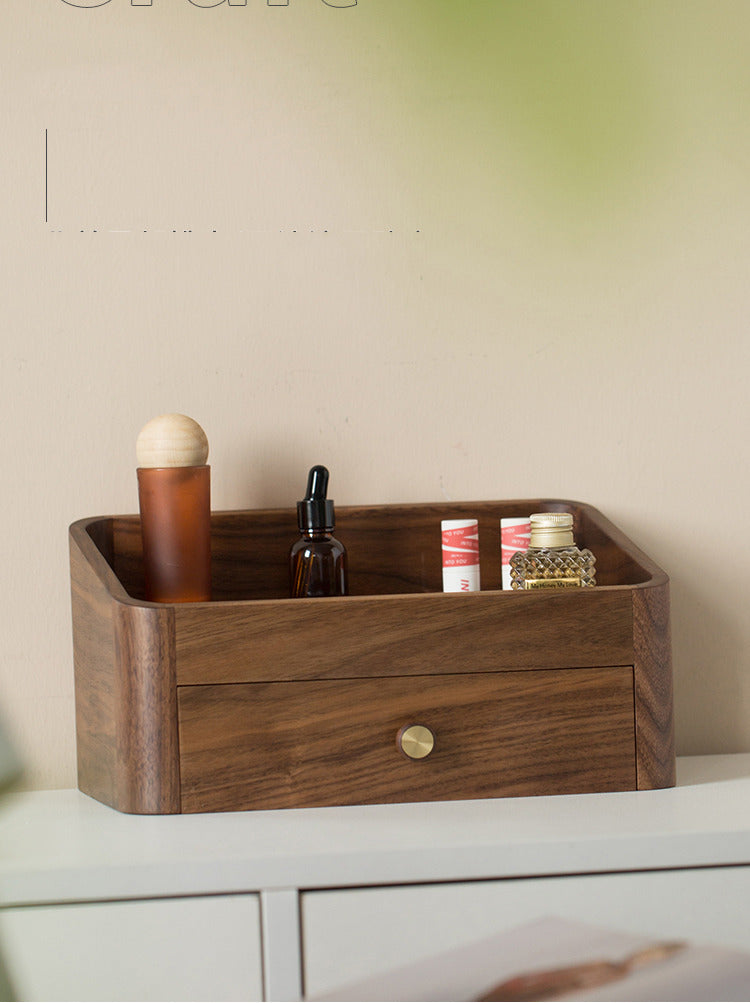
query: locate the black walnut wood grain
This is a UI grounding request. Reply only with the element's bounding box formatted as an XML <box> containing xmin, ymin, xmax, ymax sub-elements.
<box><xmin>69</xmin><ymin>498</ymin><xmax>675</xmax><ymax>813</ymax></box>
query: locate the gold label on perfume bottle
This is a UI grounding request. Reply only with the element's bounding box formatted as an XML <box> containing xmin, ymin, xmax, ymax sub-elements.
<box><xmin>523</xmin><ymin>577</ymin><xmax>582</xmax><ymax>589</ymax></box>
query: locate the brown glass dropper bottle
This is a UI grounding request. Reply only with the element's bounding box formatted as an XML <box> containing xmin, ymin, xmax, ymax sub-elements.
<box><xmin>289</xmin><ymin>465</ymin><xmax>348</xmax><ymax>598</ymax></box>
<box><xmin>136</xmin><ymin>413</ymin><xmax>211</xmax><ymax>603</ymax></box>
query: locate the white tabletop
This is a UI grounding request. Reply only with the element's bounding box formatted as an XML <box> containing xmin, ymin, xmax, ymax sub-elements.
<box><xmin>1</xmin><ymin>755</ymin><xmax>749</xmax><ymax>908</ymax></box>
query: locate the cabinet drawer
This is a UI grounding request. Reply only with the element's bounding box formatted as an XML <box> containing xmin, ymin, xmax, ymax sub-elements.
<box><xmin>178</xmin><ymin>666</ymin><xmax>636</xmax><ymax>812</ymax></box>
<box><xmin>302</xmin><ymin>867</ymin><xmax>750</xmax><ymax>1000</ymax></box>
<box><xmin>0</xmin><ymin>894</ymin><xmax>262</xmax><ymax>1002</ymax></box>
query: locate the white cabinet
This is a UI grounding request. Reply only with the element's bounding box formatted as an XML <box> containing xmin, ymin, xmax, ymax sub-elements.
<box><xmin>2</xmin><ymin>756</ymin><xmax>750</xmax><ymax>1001</ymax></box>
<box><xmin>302</xmin><ymin>866</ymin><xmax>750</xmax><ymax>999</ymax></box>
<box><xmin>0</xmin><ymin>894</ymin><xmax>263</xmax><ymax>1002</ymax></box>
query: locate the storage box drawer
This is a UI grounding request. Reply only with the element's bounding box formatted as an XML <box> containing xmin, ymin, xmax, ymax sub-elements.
<box><xmin>177</xmin><ymin>666</ymin><xmax>636</xmax><ymax>812</ymax></box>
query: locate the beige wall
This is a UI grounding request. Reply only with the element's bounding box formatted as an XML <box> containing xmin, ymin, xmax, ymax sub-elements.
<box><xmin>3</xmin><ymin>0</ymin><xmax>750</xmax><ymax>789</ymax></box>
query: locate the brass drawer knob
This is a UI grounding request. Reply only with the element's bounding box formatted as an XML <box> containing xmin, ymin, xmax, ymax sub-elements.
<box><xmin>398</xmin><ymin>724</ymin><xmax>435</xmax><ymax>760</ymax></box>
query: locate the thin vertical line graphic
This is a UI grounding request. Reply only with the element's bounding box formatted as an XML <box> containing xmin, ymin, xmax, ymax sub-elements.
<box><xmin>45</xmin><ymin>129</ymin><xmax>48</xmax><ymax>223</ymax></box>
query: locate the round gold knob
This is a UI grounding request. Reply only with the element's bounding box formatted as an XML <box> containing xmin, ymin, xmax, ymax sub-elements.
<box><xmin>397</xmin><ymin>724</ymin><xmax>435</xmax><ymax>760</ymax></box>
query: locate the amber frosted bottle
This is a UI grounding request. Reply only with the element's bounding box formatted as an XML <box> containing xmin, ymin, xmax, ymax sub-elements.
<box><xmin>509</xmin><ymin>512</ymin><xmax>596</xmax><ymax>590</ymax></box>
<box><xmin>136</xmin><ymin>413</ymin><xmax>211</xmax><ymax>603</ymax></box>
<box><xmin>290</xmin><ymin>465</ymin><xmax>348</xmax><ymax>598</ymax></box>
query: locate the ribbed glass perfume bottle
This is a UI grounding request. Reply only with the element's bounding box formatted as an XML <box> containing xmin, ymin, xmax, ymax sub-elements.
<box><xmin>509</xmin><ymin>513</ymin><xmax>596</xmax><ymax>590</ymax></box>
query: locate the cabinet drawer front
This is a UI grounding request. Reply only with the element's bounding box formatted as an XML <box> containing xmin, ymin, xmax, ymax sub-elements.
<box><xmin>0</xmin><ymin>894</ymin><xmax>262</xmax><ymax>1002</ymax></box>
<box><xmin>178</xmin><ymin>667</ymin><xmax>635</xmax><ymax>812</ymax></box>
<box><xmin>302</xmin><ymin>868</ymin><xmax>750</xmax><ymax>1001</ymax></box>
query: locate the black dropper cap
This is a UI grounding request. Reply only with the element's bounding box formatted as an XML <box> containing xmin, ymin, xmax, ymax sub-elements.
<box><xmin>297</xmin><ymin>465</ymin><xmax>335</xmax><ymax>533</ymax></box>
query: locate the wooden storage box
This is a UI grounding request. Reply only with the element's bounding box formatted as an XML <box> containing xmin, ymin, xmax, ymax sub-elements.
<box><xmin>69</xmin><ymin>499</ymin><xmax>675</xmax><ymax>814</ymax></box>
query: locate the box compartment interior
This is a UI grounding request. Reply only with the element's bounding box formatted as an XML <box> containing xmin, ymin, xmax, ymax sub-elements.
<box><xmin>86</xmin><ymin>499</ymin><xmax>653</xmax><ymax>603</ymax></box>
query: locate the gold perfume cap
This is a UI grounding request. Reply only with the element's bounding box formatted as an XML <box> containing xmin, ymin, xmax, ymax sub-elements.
<box><xmin>529</xmin><ymin>512</ymin><xmax>575</xmax><ymax>548</ymax></box>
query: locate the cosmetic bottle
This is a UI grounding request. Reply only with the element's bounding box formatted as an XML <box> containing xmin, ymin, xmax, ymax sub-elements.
<box><xmin>290</xmin><ymin>465</ymin><xmax>348</xmax><ymax>598</ymax></box>
<box><xmin>500</xmin><ymin>517</ymin><xmax>531</xmax><ymax>590</ymax></box>
<box><xmin>509</xmin><ymin>512</ymin><xmax>596</xmax><ymax>590</ymax></box>
<box><xmin>136</xmin><ymin>413</ymin><xmax>211</xmax><ymax>603</ymax></box>
<box><xmin>441</xmin><ymin>519</ymin><xmax>481</xmax><ymax>592</ymax></box>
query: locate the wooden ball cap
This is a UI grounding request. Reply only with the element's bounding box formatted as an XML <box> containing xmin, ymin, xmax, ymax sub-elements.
<box><xmin>136</xmin><ymin>413</ymin><xmax>209</xmax><ymax>468</ymax></box>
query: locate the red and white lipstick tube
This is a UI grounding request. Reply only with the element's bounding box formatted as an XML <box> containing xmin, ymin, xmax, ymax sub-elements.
<box><xmin>501</xmin><ymin>517</ymin><xmax>531</xmax><ymax>589</ymax></box>
<box><xmin>441</xmin><ymin>519</ymin><xmax>480</xmax><ymax>592</ymax></box>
